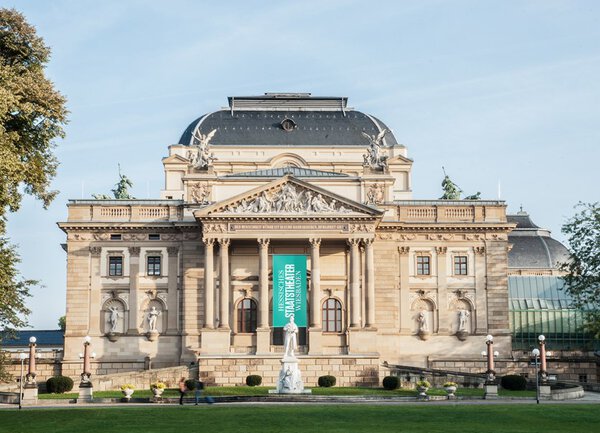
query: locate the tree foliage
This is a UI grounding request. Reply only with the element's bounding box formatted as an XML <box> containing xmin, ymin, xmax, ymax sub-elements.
<box><xmin>0</xmin><ymin>8</ymin><xmax>67</xmax><ymax>229</ymax></box>
<box><xmin>560</xmin><ymin>202</ymin><xmax>600</xmax><ymax>337</ymax></box>
<box><xmin>0</xmin><ymin>9</ymin><xmax>67</xmax><ymax>378</ymax></box>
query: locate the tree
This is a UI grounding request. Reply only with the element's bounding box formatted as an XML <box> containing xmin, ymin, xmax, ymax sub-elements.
<box><xmin>560</xmin><ymin>202</ymin><xmax>600</xmax><ymax>338</ymax></box>
<box><xmin>58</xmin><ymin>315</ymin><xmax>66</xmax><ymax>331</ymax></box>
<box><xmin>0</xmin><ymin>9</ymin><xmax>67</xmax><ymax>377</ymax></box>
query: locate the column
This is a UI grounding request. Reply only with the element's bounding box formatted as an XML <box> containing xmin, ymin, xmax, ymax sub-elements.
<box><xmin>88</xmin><ymin>247</ymin><xmax>102</xmax><ymax>335</ymax></box>
<box><xmin>398</xmin><ymin>246</ymin><xmax>411</xmax><ymax>333</ymax></box>
<box><xmin>166</xmin><ymin>246</ymin><xmax>179</xmax><ymax>332</ymax></box>
<box><xmin>203</xmin><ymin>238</ymin><xmax>215</xmax><ymax>329</ymax></box>
<box><xmin>258</xmin><ymin>238</ymin><xmax>270</xmax><ymax>329</ymax></box>
<box><xmin>309</xmin><ymin>238</ymin><xmax>322</xmax><ymax>328</ymax></box>
<box><xmin>364</xmin><ymin>238</ymin><xmax>376</xmax><ymax>328</ymax></box>
<box><xmin>128</xmin><ymin>247</ymin><xmax>140</xmax><ymax>333</ymax></box>
<box><xmin>218</xmin><ymin>238</ymin><xmax>231</xmax><ymax>329</ymax></box>
<box><xmin>348</xmin><ymin>238</ymin><xmax>361</xmax><ymax>328</ymax></box>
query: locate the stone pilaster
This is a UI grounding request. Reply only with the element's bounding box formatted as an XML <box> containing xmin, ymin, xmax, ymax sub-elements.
<box><xmin>348</xmin><ymin>239</ymin><xmax>361</xmax><ymax>328</ymax></box>
<box><xmin>256</xmin><ymin>238</ymin><xmax>271</xmax><ymax>354</ymax></box>
<box><xmin>166</xmin><ymin>246</ymin><xmax>179</xmax><ymax>332</ymax></box>
<box><xmin>436</xmin><ymin>246</ymin><xmax>448</xmax><ymax>333</ymax></box>
<box><xmin>309</xmin><ymin>238</ymin><xmax>322</xmax><ymax>328</ymax></box>
<box><xmin>398</xmin><ymin>246</ymin><xmax>411</xmax><ymax>333</ymax></box>
<box><xmin>128</xmin><ymin>246</ymin><xmax>141</xmax><ymax>333</ymax></box>
<box><xmin>218</xmin><ymin>239</ymin><xmax>231</xmax><ymax>329</ymax></box>
<box><xmin>364</xmin><ymin>239</ymin><xmax>376</xmax><ymax>328</ymax></box>
<box><xmin>203</xmin><ymin>238</ymin><xmax>215</xmax><ymax>329</ymax></box>
<box><xmin>474</xmin><ymin>246</ymin><xmax>487</xmax><ymax>334</ymax></box>
<box><xmin>89</xmin><ymin>246</ymin><xmax>102</xmax><ymax>335</ymax></box>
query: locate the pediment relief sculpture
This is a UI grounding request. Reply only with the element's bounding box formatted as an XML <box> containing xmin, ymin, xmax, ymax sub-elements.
<box><xmin>221</xmin><ymin>183</ymin><xmax>353</xmax><ymax>214</ymax></box>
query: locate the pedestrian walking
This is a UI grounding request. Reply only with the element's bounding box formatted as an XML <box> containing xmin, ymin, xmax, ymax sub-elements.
<box><xmin>178</xmin><ymin>377</ymin><xmax>186</xmax><ymax>405</ymax></box>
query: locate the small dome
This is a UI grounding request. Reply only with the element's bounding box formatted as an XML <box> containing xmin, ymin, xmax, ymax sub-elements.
<box><xmin>177</xmin><ymin>94</ymin><xmax>400</xmax><ymax>148</ymax></box>
<box><xmin>507</xmin><ymin>212</ymin><xmax>570</xmax><ymax>269</ymax></box>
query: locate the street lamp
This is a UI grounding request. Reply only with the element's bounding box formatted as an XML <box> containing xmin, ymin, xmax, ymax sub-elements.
<box><xmin>532</xmin><ymin>348</ymin><xmax>541</xmax><ymax>404</ymax></box>
<box><xmin>18</xmin><ymin>336</ymin><xmax>39</xmax><ymax>409</ymax></box>
<box><xmin>482</xmin><ymin>335</ymin><xmax>499</xmax><ymax>399</ymax></box>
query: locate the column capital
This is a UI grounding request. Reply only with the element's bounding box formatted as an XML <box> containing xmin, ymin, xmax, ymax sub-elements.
<box><xmin>257</xmin><ymin>238</ymin><xmax>270</xmax><ymax>247</ymax></box>
<box><xmin>398</xmin><ymin>246</ymin><xmax>410</xmax><ymax>255</ymax></box>
<box><xmin>363</xmin><ymin>238</ymin><xmax>374</xmax><ymax>247</ymax></box>
<box><xmin>347</xmin><ymin>238</ymin><xmax>361</xmax><ymax>247</ymax></box>
<box><xmin>89</xmin><ymin>246</ymin><xmax>102</xmax><ymax>256</ymax></box>
<box><xmin>203</xmin><ymin>238</ymin><xmax>216</xmax><ymax>247</ymax></box>
<box><xmin>167</xmin><ymin>246</ymin><xmax>179</xmax><ymax>255</ymax></box>
<box><xmin>474</xmin><ymin>246</ymin><xmax>486</xmax><ymax>255</ymax></box>
<box><xmin>435</xmin><ymin>246</ymin><xmax>447</xmax><ymax>255</ymax></box>
<box><xmin>218</xmin><ymin>238</ymin><xmax>231</xmax><ymax>248</ymax></box>
<box><xmin>309</xmin><ymin>238</ymin><xmax>322</xmax><ymax>247</ymax></box>
<box><xmin>128</xmin><ymin>246</ymin><xmax>141</xmax><ymax>256</ymax></box>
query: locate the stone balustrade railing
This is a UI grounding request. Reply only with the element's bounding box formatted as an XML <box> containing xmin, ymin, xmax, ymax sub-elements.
<box><xmin>67</xmin><ymin>200</ymin><xmax>184</xmax><ymax>222</ymax></box>
<box><xmin>392</xmin><ymin>200</ymin><xmax>507</xmax><ymax>223</ymax></box>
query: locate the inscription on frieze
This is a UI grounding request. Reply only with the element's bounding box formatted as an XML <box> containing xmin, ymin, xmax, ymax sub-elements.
<box><xmin>229</xmin><ymin>223</ymin><xmax>349</xmax><ymax>232</ymax></box>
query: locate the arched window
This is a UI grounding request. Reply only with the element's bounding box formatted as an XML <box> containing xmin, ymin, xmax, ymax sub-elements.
<box><xmin>322</xmin><ymin>298</ymin><xmax>342</xmax><ymax>333</ymax></box>
<box><xmin>237</xmin><ymin>298</ymin><xmax>257</xmax><ymax>333</ymax></box>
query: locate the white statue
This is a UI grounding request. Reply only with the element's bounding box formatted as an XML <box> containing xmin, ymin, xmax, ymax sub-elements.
<box><xmin>148</xmin><ymin>306</ymin><xmax>161</xmax><ymax>332</ymax></box>
<box><xmin>283</xmin><ymin>315</ymin><xmax>299</xmax><ymax>358</ymax></box>
<box><xmin>417</xmin><ymin>311</ymin><xmax>428</xmax><ymax>333</ymax></box>
<box><xmin>362</xmin><ymin>129</ymin><xmax>389</xmax><ymax>170</ymax></box>
<box><xmin>108</xmin><ymin>306</ymin><xmax>120</xmax><ymax>333</ymax></box>
<box><xmin>188</xmin><ymin>128</ymin><xmax>217</xmax><ymax>169</ymax></box>
<box><xmin>458</xmin><ymin>309</ymin><xmax>470</xmax><ymax>332</ymax></box>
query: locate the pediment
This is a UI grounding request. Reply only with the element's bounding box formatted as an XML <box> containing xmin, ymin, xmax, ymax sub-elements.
<box><xmin>195</xmin><ymin>175</ymin><xmax>383</xmax><ymax>218</ymax></box>
<box><xmin>162</xmin><ymin>154</ymin><xmax>190</xmax><ymax>164</ymax></box>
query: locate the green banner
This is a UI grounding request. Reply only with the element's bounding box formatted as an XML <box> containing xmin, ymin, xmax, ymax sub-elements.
<box><xmin>273</xmin><ymin>254</ymin><xmax>307</xmax><ymax>327</ymax></box>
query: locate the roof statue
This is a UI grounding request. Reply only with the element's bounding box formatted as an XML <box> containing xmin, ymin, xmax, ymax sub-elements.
<box><xmin>439</xmin><ymin>167</ymin><xmax>462</xmax><ymax>200</ymax></box>
<box><xmin>362</xmin><ymin>129</ymin><xmax>389</xmax><ymax>170</ymax></box>
<box><xmin>92</xmin><ymin>164</ymin><xmax>135</xmax><ymax>199</ymax></box>
<box><xmin>188</xmin><ymin>128</ymin><xmax>217</xmax><ymax>169</ymax></box>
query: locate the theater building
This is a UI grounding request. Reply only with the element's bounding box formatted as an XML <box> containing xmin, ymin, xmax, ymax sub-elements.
<box><xmin>58</xmin><ymin>93</ymin><xmax>517</xmax><ymax>385</ymax></box>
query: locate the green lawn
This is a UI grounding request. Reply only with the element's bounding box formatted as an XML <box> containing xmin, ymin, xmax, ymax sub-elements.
<box><xmin>1</xmin><ymin>404</ymin><xmax>597</xmax><ymax>433</ymax></box>
<box><xmin>38</xmin><ymin>386</ymin><xmax>536</xmax><ymax>399</ymax></box>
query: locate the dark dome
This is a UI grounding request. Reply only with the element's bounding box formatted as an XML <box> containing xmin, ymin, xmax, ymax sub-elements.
<box><xmin>507</xmin><ymin>212</ymin><xmax>570</xmax><ymax>269</ymax></box>
<box><xmin>177</xmin><ymin>94</ymin><xmax>399</xmax><ymax>148</ymax></box>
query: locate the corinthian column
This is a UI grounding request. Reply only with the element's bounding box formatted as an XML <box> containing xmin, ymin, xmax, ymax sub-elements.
<box><xmin>364</xmin><ymin>238</ymin><xmax>376</xmax><ymax>328</ymax></box>
<box><xmin>348</xmin><ymin>238</ymin><xmax>361</xmax><ymax>328</ymax></box>
<box><xmin>218</xmin><ymin>238</ymin><xmax>231</xmax><ymax>329</ymax></box>
<box><xmin>309</xmin><ymin>238</ymin><xmax>322</xmax><ymax>328</ymax></box>
<box><xmin>203</xmin><ymin>238</ymin><xmax>215</xmax><ymax>329</ymax></box>
<box><xmin>258</xmin><ymin>238</ymin><xmax>270</xmax><ymax>329</ymax></box>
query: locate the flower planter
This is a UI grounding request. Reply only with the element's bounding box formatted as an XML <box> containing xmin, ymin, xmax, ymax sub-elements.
<box><xmin>152</xmin><ymin>387</ymin><xmax>164</xmax><ymax>398</ymax></box>
<box><xmin>444</xmin><ymin>386</ymin><xmax>457</xmax><ymax>399</ymax></box>
<box><xmin>121</xmin><ymin>388</ymin><xmax>134</xmax><ymax>400</ymax></box>
<box><xmin>416</xmin><ymin>385</ymin><xmax>429</xmax><ymax>398</ymax></box>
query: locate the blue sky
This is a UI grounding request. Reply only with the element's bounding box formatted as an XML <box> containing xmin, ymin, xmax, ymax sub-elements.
<box><xmin>6</xmin><ymin>0</ymin><xmax>600</xmax><ymax>329</ymax></box>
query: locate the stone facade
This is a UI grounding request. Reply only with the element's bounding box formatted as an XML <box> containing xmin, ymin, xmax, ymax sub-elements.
<box><xmin>57</xmin><ymin>94</ymin><xmax>516</xmax><ymax>384</ymax></box>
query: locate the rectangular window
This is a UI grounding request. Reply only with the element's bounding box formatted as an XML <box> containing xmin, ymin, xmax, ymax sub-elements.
<box><xmin>148</xmin><ymin>234</ymin><xmax>160</xmax><ymax>241</ymax></box>
<box><xmin>454</xmin><ymin>255</ymin><xmax>468</xmax><ymax>275</ymax></box>
<box><xmin>108</xmin><ymin>256</ymin><xmax>123</xmax><ymax>276</ymax></box>
<box><xmin>110</xmin><ymin>234</ymin><xmax>122</xmax><ymax>241</ymax></box>
<box><xmin>579</xmin><ymin>374</ymin><xmax>588</xmax><ymax>383</ymax></box>
<box><xmin>147</xmin><ymin>256</ymin><xmax>161</xmax><ymax>276</ymax></box>
<box><xmin>416</xmin><ymin>255</ymin><xmax>431</xmax><ymax>275</ymax></box>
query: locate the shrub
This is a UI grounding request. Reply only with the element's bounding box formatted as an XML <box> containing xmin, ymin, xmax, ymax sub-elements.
<box><xmin>382</xmin><ymin>376</ymin><xmax>400</xmax><ymax>390</ymax></box>
<box><xmin>184</xmin><ymin>379</ymin><xmax>196</xmax><ymax>391</ymax></box>
<box><xmin>501</xmin><ymin>374</ymin><xmax>527</xmax><ymax>391</ymax></box>
<box><xmin>46</xmin><ymin>376</ymin><xmax>74</xmax><ymax>394</ymax></box>
<box><xmin>318</xmin><ymin>375</ymin><xmax>336</xmax><ymax>388</ymax></box>
<box><xmin>246</xmin><ymin>375</ymin><xmax>262</xmax><ymax>386</ymax></box>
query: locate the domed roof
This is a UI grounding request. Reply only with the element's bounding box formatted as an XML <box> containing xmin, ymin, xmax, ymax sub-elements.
<box><xmin>178</xmin><ymin>94</ymin><xmax>399</xmax><ymax>148</ymax></box>
<box><xmin>507</xmin><ymin>212</ymin><xmax>570</xmax><ymax>269</ymax></box>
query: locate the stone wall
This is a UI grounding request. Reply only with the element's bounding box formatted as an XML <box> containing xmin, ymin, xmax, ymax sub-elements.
<box><xmin>198</xmin><ymin>355</ymin><xmax>380</xmax><ymax>387</ymax></box>
<box><xmin>2</xmin><ymin>352</ymin><xmax>62</xmax><ymax>385</ymax></box>
<box><xmin>89</xmin><ymin>365</ymin><xmax>192</xmax><ymax>391</ymax></box>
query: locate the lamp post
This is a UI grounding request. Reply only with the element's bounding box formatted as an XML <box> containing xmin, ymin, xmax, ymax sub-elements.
<box><xmin>18</xmin><ymin>336</ymin><xmax>39</xmax><ymax>408</ymax></box>
<box><xmin>532</xmin><ymin>348</ymin><xmax>540</xmax><ymax>404</ymax></box>
<box><xmin>482</xmin><ymin>335</ymin><xmax>499</xmax><ymax>399</ymax></box>
<box><xmin>78</xmin><ymin>336</ymin><xmax>96</xmax><ymax>402</ymax></box>
<box><xmin>538</xmin><ymin>335</ymin><xmax>548</xmax><ymax>382</ymax></box>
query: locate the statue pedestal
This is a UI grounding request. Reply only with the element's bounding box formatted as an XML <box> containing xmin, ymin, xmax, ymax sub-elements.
<box><xmin>22</xmin><ymin>383</ymin><xmax>38</xmax><ymax>405</ymax></box>
<box><xmin>78</xmin><ymin>383</ymin><xmax>93</xmax><ymax>402</ymax></box>
<box><xmin>483</xmin><ymin>384</ymin><xmax>498</xmax><ymax>399</ymax></box>
<box><xmin>270</xmin><ymin>355</ymin><xmax>311</xmax><ymax>394</ymax></box>
<box><xmin>540</xmin><ymin>385</ymin><xmax>552</xmax><ymax>399</ymax></box>
<box><xmin>146</xmin><ymin>330</ymin><xmax>159</xmax><ymax>342</ymax></box>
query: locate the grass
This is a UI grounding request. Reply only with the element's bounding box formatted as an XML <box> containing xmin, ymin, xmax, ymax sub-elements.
<box><xmin>37</xmin><ymin>386</ymin><xmax>536</xmax><ymax>399</ymax></box>
<box><xmin>1</xmin><ymin>404</ymin><xmax>598</xmax><ymax>433</ymax></box>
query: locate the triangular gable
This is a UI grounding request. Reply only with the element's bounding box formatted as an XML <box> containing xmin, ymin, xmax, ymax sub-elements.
<box><xmin>162</xmin><ymin>154</ymin><xmax>190</xmax><ymax>164</ymax></box>
<box><xmin>195</xmin><ymin>175</ymin><xmax>383</xmax><ymax>218</ymax></box>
